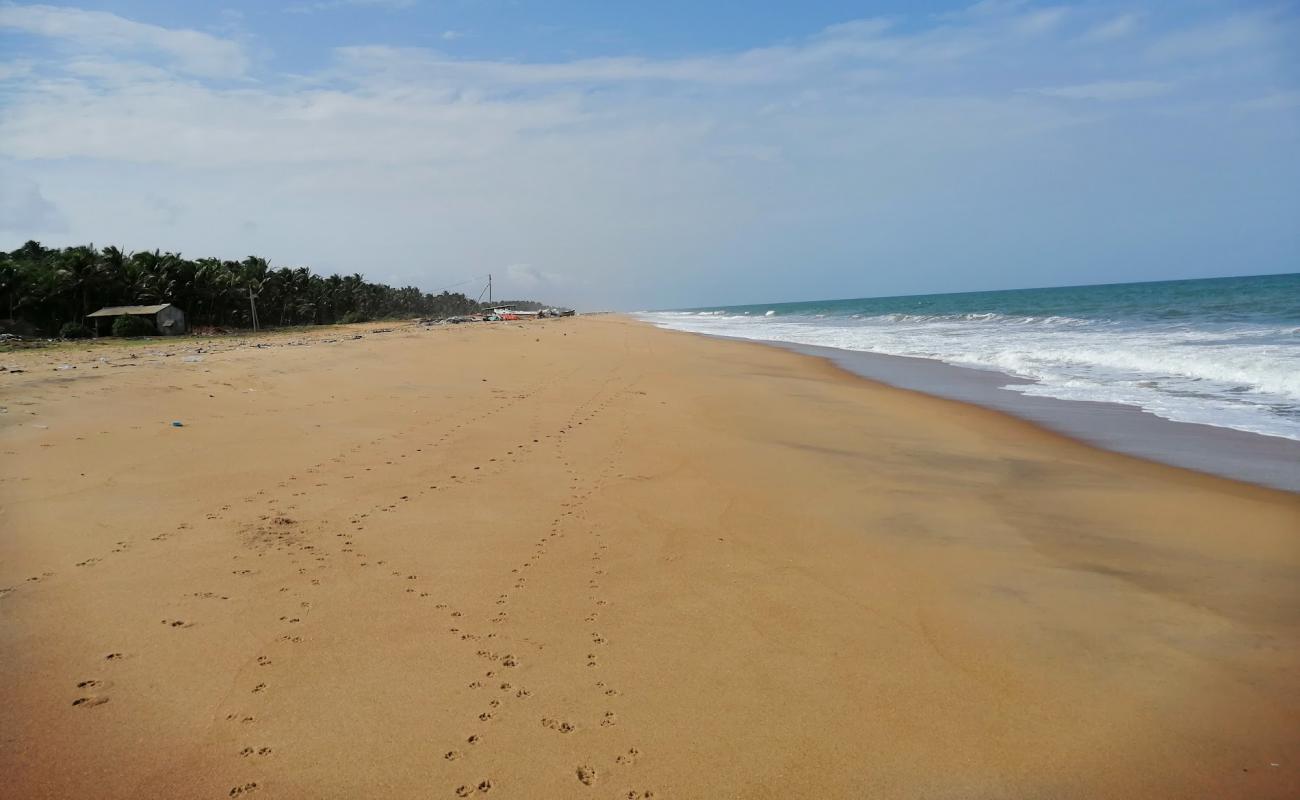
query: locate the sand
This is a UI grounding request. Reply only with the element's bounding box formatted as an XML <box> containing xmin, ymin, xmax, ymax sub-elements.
<box><xmin>1</xmin><ymin>316</ymin><xmax>1297</xmax><ymax>799</ymax></box>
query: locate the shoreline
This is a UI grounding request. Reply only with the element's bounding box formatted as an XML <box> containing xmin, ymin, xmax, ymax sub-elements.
<box><xmin>2</xmin><ymin>316</ymin><xmax>1297</xmax><ymax>798</ymax></box>
<box><xmin>783</xmin><ymin>340</ymin><xmax>1300</xmax><ymax>493</ymax></box>
<box><xmin>638</xmin><ymin>322</ymin><xmax>1300</xmax><ymax>493</ymax></box>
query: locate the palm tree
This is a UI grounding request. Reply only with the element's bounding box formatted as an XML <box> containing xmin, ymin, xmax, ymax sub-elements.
<box><xmin>4</xmin><ymin>241</ymin><xmax>492</xmax><ymax>334</ymax></box>
<box><xmin>54</xmin><ymin>245</ymin><xmax>104</xmax><ymax>323</ymax></box>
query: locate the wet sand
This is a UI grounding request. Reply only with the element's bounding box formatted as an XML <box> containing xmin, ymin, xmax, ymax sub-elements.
<box><xmin>777</xmin><ymin>340</ymin><xmax>1300</xmax><ymax>493</ymax></box>
<box><xmin>2</xmin><ymin>316</ymin><xmax>1297</xmax><ymax>799</ymax></box>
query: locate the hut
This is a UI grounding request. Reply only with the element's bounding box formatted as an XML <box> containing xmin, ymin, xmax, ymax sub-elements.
<box><xmin>87</xmin><ymin>304</ymin><xmax>187</xmax><ymax>336</ymax></box>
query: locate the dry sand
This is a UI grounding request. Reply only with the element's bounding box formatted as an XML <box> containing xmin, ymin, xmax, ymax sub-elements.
<box><xmin>1</xmin><ymin>316</ymin><xmax>1297</xmax><ymax>799</ymax></box>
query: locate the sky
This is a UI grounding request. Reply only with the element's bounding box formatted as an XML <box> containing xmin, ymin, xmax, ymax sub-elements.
<box><xmin>1</xmin><ymin>1</ymin><xmax>1297</xmax><ymax>310</ymax></box>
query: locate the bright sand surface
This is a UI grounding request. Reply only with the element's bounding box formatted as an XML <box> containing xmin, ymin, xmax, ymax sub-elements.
<box><xmin>2</xmin><ymin>315</ymin><xmax>1297</xmax><ymax>799</ymax></box>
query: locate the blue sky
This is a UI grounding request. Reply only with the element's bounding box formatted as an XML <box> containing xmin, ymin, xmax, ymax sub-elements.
<box><xmin>1</xmin><ymin>1</ymin><xmax>1297</xmax><ymax>309</ymax></box>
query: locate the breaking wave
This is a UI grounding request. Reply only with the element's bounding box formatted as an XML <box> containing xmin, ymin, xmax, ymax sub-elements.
<box><xmin>638</xmin><ymin>274</ymin><xmax>1300</xmax><ymax>441</ymax></box>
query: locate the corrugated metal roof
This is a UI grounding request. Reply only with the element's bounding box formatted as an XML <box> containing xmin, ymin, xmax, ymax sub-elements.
<box><xmin>86</xmin><ymin>304</ymin><xmax>175</xmax><ymax>318</ymax></box>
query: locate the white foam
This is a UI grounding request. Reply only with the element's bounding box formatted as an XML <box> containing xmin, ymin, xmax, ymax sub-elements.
<box><xmin>637</xmin><ymin>311</ymin><xmax>1300</xmax><ymax>441</ymax></box>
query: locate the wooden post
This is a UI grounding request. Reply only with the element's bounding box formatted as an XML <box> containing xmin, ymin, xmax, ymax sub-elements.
<box><xmin>248</xmin><ymin>286</ymin><xmax>259</xmax><ymax>332</ymax></box>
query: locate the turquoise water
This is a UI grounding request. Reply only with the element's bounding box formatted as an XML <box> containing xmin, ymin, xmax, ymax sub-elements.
<box><xmin>641</xmin><ymin>273</ymin><xmax>1300</xmax><ymax>441</ymax></box>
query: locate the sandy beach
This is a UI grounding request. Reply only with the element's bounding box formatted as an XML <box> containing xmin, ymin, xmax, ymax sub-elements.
<box><xmin>2</xmin><ymin>315</ymin><xmax>1297</xmax><ymax>799</ymax></box>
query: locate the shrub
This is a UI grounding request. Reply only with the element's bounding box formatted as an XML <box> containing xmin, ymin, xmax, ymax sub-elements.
<box><xmin>0</xmin><ymin>318</ymin><xmax>40</xmax><ymax>337</ymax></box>
<box><xmin>339</xmin><ymin>310</ymin><xmax>370</xmax><ymax>324</ymax></box>
<box><xmin>59</xmin><ymin>321</ymin><xmax>93</xmax><ymax>339</ymax></box>
<box><xmin>111</xmin><ymin>314</ymin><xmax>156</xmax><ymax>337</ymax></box>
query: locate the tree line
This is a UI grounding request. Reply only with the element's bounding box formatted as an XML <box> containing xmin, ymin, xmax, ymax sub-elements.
<box><xmin>0</xmin><ymin>241</ymin><xmax>488</xmax><ymax>336</ymax></box>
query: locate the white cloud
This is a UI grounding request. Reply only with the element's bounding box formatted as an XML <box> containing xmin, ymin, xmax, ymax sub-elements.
<box><xmin>441</xmin><ymin>30</ymin><xmax>466</xmax><ymax>41</ymax></box>
<box><xmin>63</xmin><ymin>58</ymin><xmax>174</xmax><ymax>84</ymax></box>
<box><xmin>1081</xmin><ymin>13</ymin><xmax>1140</xmax><ymax>43</ymax></box>
<box><xmin>1028</xmin><ymin>80</ymin><xmax>1173</xmax><ymax>101</ymax></box>
<box><xmin>0</xmin><ymin>3</ymin><xmax>1295</xmax><ymax>308</ymax></box>
<box><xmin>146</xmin><ymin>194</ymin><xmax>186</xmax><ymax>225</ymax></box>
<box><xmin>288</xmin><ymin>0</ymin><xmax>418</xmax><ymax>13</ymax></box>
<box><xmin>330</xmin><ymin>17</ymin><xmax>1009</xmax><ymax>90</ymax></box>
<box><xmin>502</xmin><ymin>264</ymin><xmax>570</xmax><ymax>294</ymax></box>
<box><xmin>1148</xmin><ymin>13</ymin><xmax>1277</xmax><ymax>61</ymax></box>
<box><xmin>0</xmin><ymin>4</ymin><xmax>248</xmax><ymax>78</ymax></box>
<box><xmin>940</xmin><ymin>0</ymin><xmax>1030</xmax><ymax>21</ymax></box>
<box><xmin>0</xmin><ymin>178</ymin><xmax>66</xmax><ymax>233</ymax></box>
<box><xmin>1012</xmin><ymin>7</ymin><xmax>1069</xmax><ymax>37</ymax></box>
<box><xmin>1242</xmin><ymin>90</ymin><xmax>1300</xmax><ymax>112</ymax></box>
<box><xmin>1</xmin><ymin>13</ymin><xmax>1108</xmax><ymax>170</ymax></box>
<box><xmin>0</xmin><ymin>75</ymin><xmax>586</xmax><ymax>166</ymax></box>
<box><xmin>0</xmin><ymin>59</ymin><xmax>36</xmax><ymax>80</ymax></box>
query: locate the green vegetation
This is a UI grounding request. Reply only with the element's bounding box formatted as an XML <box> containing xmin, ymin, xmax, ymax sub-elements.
<box><xmin>1</xmin><ymin>241</ymin><xmax>483</xmax><ymax>336</ymax></box>
<box><xmin>110</xmin><ymin>314</ymin><xmax>156</xmax><ymax>338</ymax></box>
<box><xmin>58</xmin><ymin>321</ymin><xmax>92</xmax><ymax>339</ymax></box>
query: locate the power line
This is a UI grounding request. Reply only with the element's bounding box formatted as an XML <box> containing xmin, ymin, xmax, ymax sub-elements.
<box><xmin>434</xmin><ymin>274</ymin><xmax>489</xmax><ymax>295</ymax></box>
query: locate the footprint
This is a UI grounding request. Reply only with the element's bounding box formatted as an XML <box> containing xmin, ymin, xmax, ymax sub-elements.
<box><xmin>71</xmin><ymin>696</ymin><xmax>109</xmax><ymax>708</ymax></box>
<box><xmin>616</xmin><ymin>748</ymin><xmax>641</xmax><ymax>765</ymax></box>
<box><xmin>576</xmin><ymin>765</ymin><xmax>597</xmax><ymax>786</ymax></box>
<box><xmin>229</xmin><ymin>783</ymin><xmax>259</xmax><ymax>797</ymax></box>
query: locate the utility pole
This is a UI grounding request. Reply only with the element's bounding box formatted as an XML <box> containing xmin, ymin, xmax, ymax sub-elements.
<box><xmin>248</xmin><ymin>285</ymin><xmax>259</xmax><ymax>332</ymax></box>
<box><xmin>488</xmin><ymin>273</ymin><xmax>493</xmax><ymax>306</ymax></box>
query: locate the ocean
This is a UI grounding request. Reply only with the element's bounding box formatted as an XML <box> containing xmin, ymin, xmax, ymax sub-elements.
<box><xmin>639</xmin><ymin>273</ymin><xmax>1300</xmax><ymax>445</ymax></box>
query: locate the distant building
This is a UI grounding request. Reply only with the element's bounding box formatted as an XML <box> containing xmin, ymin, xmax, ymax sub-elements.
<box><xmin>86</xmin><ymin>304</ymin><xmax>187</xmax><ymax>336</ymax></box>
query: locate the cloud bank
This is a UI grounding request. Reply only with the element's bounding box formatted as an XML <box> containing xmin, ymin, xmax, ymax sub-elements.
<box><xmin>1</xmin><ymin>1</ymin><xmax>1296</xmax><ymax>309</ymax></box>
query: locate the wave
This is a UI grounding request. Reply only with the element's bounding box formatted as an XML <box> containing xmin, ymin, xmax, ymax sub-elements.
<box><xmin>636</xmin><ymin>310</ymin><xmax>1300</xmax><ymax>441</ymax></box>
<box><xmin>666</xmin><ymin>310</ymin><xmax>1107</xmax><ymax>326</ymax></box>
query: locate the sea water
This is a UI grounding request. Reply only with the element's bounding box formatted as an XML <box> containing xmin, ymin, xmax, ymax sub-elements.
<box><xmin>639</xmin><ymin>273</ymin><xmax>1300</xmax><ymax>443</ymax></box>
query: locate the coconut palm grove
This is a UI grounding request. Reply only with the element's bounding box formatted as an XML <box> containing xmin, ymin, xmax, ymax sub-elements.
<box><xmin>0</xmin><ymin>241</ymin><xmax>488</xmax><ymax>337</ymax></box>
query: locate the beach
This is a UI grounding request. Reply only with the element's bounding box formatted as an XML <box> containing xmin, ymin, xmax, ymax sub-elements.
<box><xmin>2</xmin><ymin>315</ymin><xmax>1297</xmax><ymax>798</ymax></box>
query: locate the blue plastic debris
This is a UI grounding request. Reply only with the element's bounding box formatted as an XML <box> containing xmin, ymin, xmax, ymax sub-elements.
<box><xmin>171</xmin><ymin>421</ymin><xmax>184</xmax><ymax>427</ymax></box>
